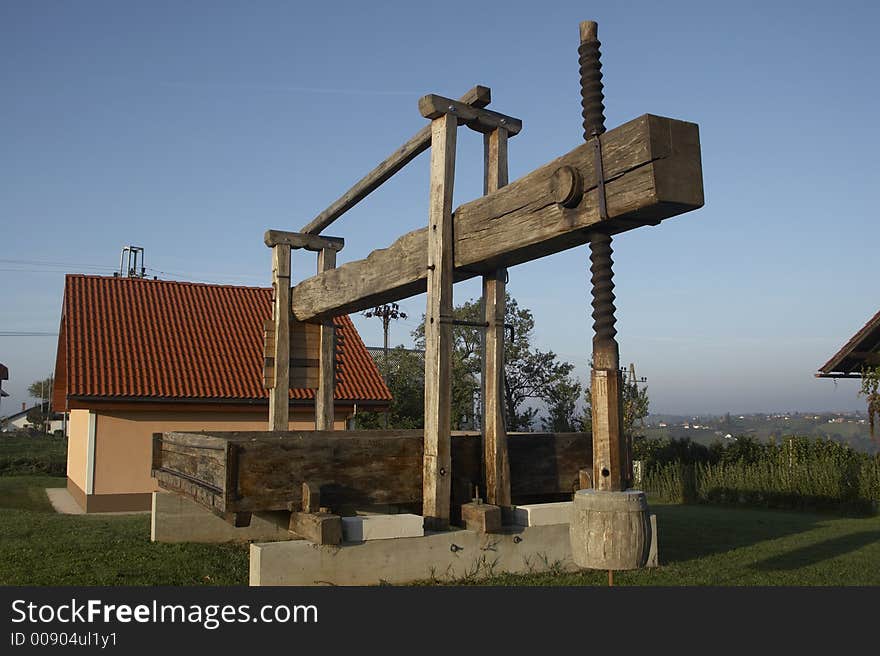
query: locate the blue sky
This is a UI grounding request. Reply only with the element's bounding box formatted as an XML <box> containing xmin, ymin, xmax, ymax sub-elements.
<box><xmin>2</xmin><ymin>0</ymin><xmax>878</xmax><ymax>416</ymax></box>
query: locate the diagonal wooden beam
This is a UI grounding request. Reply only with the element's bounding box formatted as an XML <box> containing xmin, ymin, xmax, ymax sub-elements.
<box><xmin>300</xmin><ymin>85</ymin><xmax>492</xmax><ymax>235</ymax></box>
<box><xmin>292</xmin><ymin>113</ymin><xmax>703</xmax><ymax>322</ymax></box>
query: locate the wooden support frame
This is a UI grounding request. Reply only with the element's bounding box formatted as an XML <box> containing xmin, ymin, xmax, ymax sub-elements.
<box><xmin>268</xmin><ymin>244</ymin><xmax>291</xmax><ymax>430</ymax></box>
<box><xmin>300</xmin><ymin>85</ymin><xmax>492</xmax><ymax>235</ymax></box>
<box><xmin>419</xmin><ymin>94</ymin><xmax>522</xmax><ymax>135</ymax></box>
<box><xmin>422</xmin><ymin>112</ymin><xmax>457</xmax><ymax>531</ymax></box>
<box><xmin>316</xmin><ymin>247</ymin><xmax>337</xmax><ymax>430</ymax></box>
<box><xmin>291</xmin><ymin>114</ymin><xmax>703</xmax><ymax>322</ymax></box>
<box><xmin>265</xmin><ymin>229</ymin><xmax>344</xmax><ymax>252</ymax></box>
<box><xmin>482</xmin><ymin>126</ymin><xmax>511</xmax><ymax>508</ymax></box>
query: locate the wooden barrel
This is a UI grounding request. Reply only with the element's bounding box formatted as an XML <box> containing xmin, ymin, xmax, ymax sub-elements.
<box><xmin>569</xmin><ymin>489</ymin><xmax>651</xmax><ymax>570</ymax></box>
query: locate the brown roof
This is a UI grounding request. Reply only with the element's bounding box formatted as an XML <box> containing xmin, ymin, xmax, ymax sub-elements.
<box><xmin>53</xmin><ymin>275</ymin><xmax>391</xmax><ymax>406</ymax></box>
<box><xmin>817</xmin><ymin>308</ymin><xmax>880</xmax><ymax>378</ymax></box>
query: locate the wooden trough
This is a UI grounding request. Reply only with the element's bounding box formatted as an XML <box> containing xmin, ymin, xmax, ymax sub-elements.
<box><xmin>152</xmin><ymin>430</ymin><xmax>591</xmax><ymax>523</ymax></box>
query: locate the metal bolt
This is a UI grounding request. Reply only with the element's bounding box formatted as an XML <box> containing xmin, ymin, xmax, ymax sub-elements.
<box><xmin>500</xmin><ymin>118</ymin><xmax>507</xmax><ymax>125</ymax></box>
<box><xmin>448</xmin><ymin>105</ymin><xmax>456</xmax><ymax>112</ymax></box>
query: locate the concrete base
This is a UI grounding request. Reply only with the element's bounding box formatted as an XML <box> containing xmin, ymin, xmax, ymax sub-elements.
<box><xmin>341</xmin><ymin>513</ymin><xmax>424</xmax><ymax>542</ymax></box>
<box><xmin>47</xmin><ymin>488</ymin><xmax>150</xmax><ymax>516</ymax></box>
<box><xmin>251</xmin><ymin>523</ymin><xmax>576</xmax><ymax>586</ymax></box>
<box><xmin>151</xmin><ymin>492</ymin><xmax>294</xmax><ymax>544</ymax></box>
<box><xmin>511</xmin><ymin>501</ymin><xmax>572</xmax><ymax>527</ymax></box>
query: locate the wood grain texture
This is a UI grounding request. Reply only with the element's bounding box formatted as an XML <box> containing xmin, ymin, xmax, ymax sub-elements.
<box><xmin>268</xmin><ymin>244</ymin><xmax>291</xmax><ymax>430</ymax></box>
<box><xmin>300</xmin><ymin>85</ymin><xmax>492</xmax><ymax>235</ymax></box>
<box><xmin>482</xmin><ymin>126</ymin><xmax>511</xmax><ymax>508</ymax></box>
<box><xmin>292</xmin><ymin>114</ymin><xmax>703</xmax><ymax>322</ymax></box>
<box><xmin>264</xmin><ymin>230</ymin><xmax>344</xmax><ymax>252</ymax></box>
<box><xmin>419</xmin><ymin>94</ymin><xmax>522</xmax><ymax>135</ymax></box>
<box><xmin>316</xmin><ymin>248</ymin><xmax>337</xmax><ymax>429</ymax></box>
<box><xmin>153</xmin><ymin>430</ymin><xmax>593</xmax><ymax>515</ymax></box>
<box><xmin>422</xmin><ymin>113</ymin><xmax>457</xmax><ymax>531</ymax></box>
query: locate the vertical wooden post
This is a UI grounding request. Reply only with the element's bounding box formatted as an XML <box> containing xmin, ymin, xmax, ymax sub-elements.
<box><xmin>316</xmin><ymin>247</ymin><xmax>337</xmax><ymax>430</ymax></box>
<box><xmin>423</xmin><ymin>112</ymin><xmax>457</xmax><ymax>531</ymax></box>
<box><xmin>269</xmin><ymin>244</ymin><xmax>291</xmax><ymax>430</ymax></box>
<box><xmin>482</xmin><ymin>126</ymin><xmax>511</xmax><ymax>508</ymax></box>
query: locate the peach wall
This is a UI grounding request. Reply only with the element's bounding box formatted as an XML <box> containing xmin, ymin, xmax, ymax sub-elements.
<box><xmin>92</xmin><ymin>410</ymin><xmax>348</xmax><ymax>496</ymax></box>
<box><xmin>66</xmin><ymin>409</ymin><xmax>91</xmax><ymax>492</ymax></box>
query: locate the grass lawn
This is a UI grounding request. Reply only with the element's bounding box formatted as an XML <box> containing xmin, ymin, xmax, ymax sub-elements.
<box><xmin>0</xmin><ymin>433</ymin><xmax>67</xmax><ymax>476</ymax></box>
<box><xmin>0</xmin><ymin>476</ymin><xmax>248</xmax><ymax>586</ymax></box>
<box><xmin>1</xmin><ymin>476</ymin><xmax>878</xmax><ymax>586</ymax></box>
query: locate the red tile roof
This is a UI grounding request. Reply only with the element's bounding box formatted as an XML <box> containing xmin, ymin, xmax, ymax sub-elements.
<box><xmin>53</xmin><ymin>275</ymin><xmax>391</xmax><ymax>406</ymax></box>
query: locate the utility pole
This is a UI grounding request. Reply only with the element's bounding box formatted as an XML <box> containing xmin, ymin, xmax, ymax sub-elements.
<box><xmin>364</xmin><ymin>303</ymin><xmax>407</xmax><ymax>428</ymax></box>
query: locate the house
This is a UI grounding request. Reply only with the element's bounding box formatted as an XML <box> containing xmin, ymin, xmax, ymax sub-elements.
<box><xmin>816</xmin><ymin>308</ymin><xmax>880</xmax><ymax>378</ymax></box>
<box><xmin>0</xmin><ymin>402</ymin><xmax>65</xmax><ymax>433</ymax></box>
<box><xmin>52</xmin><ymin>274</ymin><xmax>391</xmax><ymax>512</ymax></box>
<box><xmin>0</xmin><ymin>363</ymin><xmax>8</xmax><ymax>406</ymax></box>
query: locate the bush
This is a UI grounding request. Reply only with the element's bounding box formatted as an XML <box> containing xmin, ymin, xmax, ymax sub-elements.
<box><xmin>639</xmin><ymin>435</ymin><xmax>880</xmax><ymax>515</ymax></box>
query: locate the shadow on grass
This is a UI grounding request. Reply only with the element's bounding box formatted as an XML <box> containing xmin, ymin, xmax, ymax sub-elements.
<box><xmin>753</xmin><ymin>530</ymin><xmax>880</xmax><ymax>572</ymax></box>
<box><xmin>651</xmin><ymin>502</ymin><xmax>823</xmax><ymax>563</ymax></box>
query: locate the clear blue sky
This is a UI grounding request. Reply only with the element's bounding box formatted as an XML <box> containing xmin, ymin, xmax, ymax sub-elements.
<box><xmin>2</xmin><ymin>0</ymin><xmax>878</xmax><ymax>417</ymax></box>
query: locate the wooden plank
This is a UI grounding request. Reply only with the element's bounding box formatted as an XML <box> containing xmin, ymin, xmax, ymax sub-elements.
<box><xmin>268</xmin><ymin>244</ymin><xmax>291</xmax><ymax>430</ymax></box>
<box><xmin>264</xmin><ymin>230</ymin><xmax>344</xmax><ymax>252</ymax></box>
<box><xmin>316</xmin><ymin>248</ymin><xmax>337</xmax><ymax>430</ymax></box>
<box><xmin>419</xmin><ymin>94</ymin><xmax>522</xmax><ymax>135</ymax></box>
<box><xmin>153</xmin><ymin>430</ymin><xmax>592</xmax><ymax>514</ymax></box>
<box><xmin>300</xmin><ymin>85</ymin><xmax>492</xmax><ymax>235</ymax></box>
<box><xmin>292</xmin><ymin>114</ymin><xmax>703</xmax><ymax>321</ymax></box>
<box><xmin>422</xmin><ymin>112</ymin><xmax>457</xmax><ymax>531</ymax></box>
<box><xmin>482</xmin><ymin>126</ymin><xmax>511</xmax><ymax>508</ymax></box>
<box><xmin>289</xmin><ymin>511</ymin><xmax>342</xmax><ymax>545</ymax></box>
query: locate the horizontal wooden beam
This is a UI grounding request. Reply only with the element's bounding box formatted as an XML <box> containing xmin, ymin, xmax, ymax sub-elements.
<box><xmin>418</xmin><ymin>94</ymin><xmax>522</xmax><ymax>136</ymax></box>
<box><xmin>292</xmin><ymin>113</ymin><xmax>703</xmax><ymax>322</ymax></box>
<box><xmin>300</xmin><ymin>85</ymin><xmax>492</xmax><ymax>235</ymax></box>
<box><xmin>264</xmin><ymin>230</ymin><xmax>344</xmax><ymax>252</ymax></box>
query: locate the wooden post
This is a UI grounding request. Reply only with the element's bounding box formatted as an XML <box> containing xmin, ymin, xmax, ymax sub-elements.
<box><xmin>422</xmin><ymin>112</ymin><xmax>457</xmax><ymax>531</ymax></box>
<box><xmin>482</xmin><ymin>126</ymin><xmax>511</xmax><ymax>508</ymax></box>
<box><xmin>316</xmin><ymin>247</ymin><xmax>337</xmax><ymax>430</ymax></box>
<box><xmin>269</xmin><ymin>244</ymin><xmax>291</xmax><ymax>430</ymax></box>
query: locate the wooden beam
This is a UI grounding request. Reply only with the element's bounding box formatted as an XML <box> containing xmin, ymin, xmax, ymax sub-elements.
<box><xmin>422</xmin><ymin>112</ymin><xmax>457</xmax><ymax>531</ymax></box>
<box><xmin>292</xmin><ymin>114</ymin><xmax>703</xmax><ymax>322</ymax></box>
<box><xmin>268</xmin><ymin>244</ymin><xmax>291</xmax><ymax>430</ymax></box>
<box><xmin>264</xmin><ymin>230</ymin><xmax>344</xmax><ymax>252</ymax></box>
<box><xmin>419</xmin><ymin>94</ymin><xmax>522</xmax><ymax>136</ymax></box>
<box><xmin>289</xmin><ymin>511</ymin><xmax>342</xmax><ymax>545</ymax></box>
<box><xmin>300</xmin><ymin>85</ymin><xmax>492</xmax><ymax>235</ymax></box>
<box><xmin>153</xmin><ymin>430</ymin><xmax>593</xmax><ymax>514</ymax></box>
<box><xmin>316</xmin><ymin>248</ymin><xmax>337</xmax><ymax>430</ymax></box>
<box><xmin>482</xmin><ymin>126</ymin><xmax>511</xmax><ymax>508</ymax></box>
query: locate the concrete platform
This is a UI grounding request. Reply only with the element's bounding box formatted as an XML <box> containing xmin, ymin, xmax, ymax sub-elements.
<box><xmin>341</xmin><ymin>513</ymin><xmax>424</xmax><ymax>542</ymax></box>
<box><xmin>511</xmin><ymin>501</ymin><xmax>572</xmax><ymax>527</ymax></box>
<box><xmin>250</xmin><ymin>523</ymin><xmax>577</xmax><ymax>586</ymax></box>
<box><xmin>46</xmin><ymin>488</ymin><xmax>150</xmax><ymax>516</ymax></box>
<box><xmin>151</xmin><ymin>492</ymin><xmax>294</xmax><ymax>543</ymax></box>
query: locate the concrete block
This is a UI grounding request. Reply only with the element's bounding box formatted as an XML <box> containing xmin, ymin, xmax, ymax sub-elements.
<box><xmin>151</xmin><ymin>492</ymin><xmax>294</xmax><ymax>544</ymax></box>
<box><xmin>461</xmin><ymin>502</ymin><xmax>501</xmax><ymax>533</ymax></box>
<box><xmin>251</xmin><ymin>523</ymin><xmax>576</xmax><ymax>586</ymax></box>
<box><xmin>511</xmin><ymin>501</ymin><xmax>573</xmax><ymax>527</ymax></box>
<box><xmin>341</xmin><ymin>513</ymin><xmax>423</xmax><ymax>542</ymax></box>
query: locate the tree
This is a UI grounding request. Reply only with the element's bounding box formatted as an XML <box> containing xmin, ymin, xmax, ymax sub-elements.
<box><xmin>28</xmin><ymin>377</ymin><xmax>53</xmax><ymax>403</ymax></box>
<box><xmin>355</xmin><ymin>347</ymin><xmax>425</xmax><ymax>429</ymax></box>
<box><xmin>414</xmin><ymin>294</ymin><xmax>579</xmax><ymax>431</ymax></box>
<box><xmin>541</xmin><ymin>372</ymin><xmax>583</xmax><ymax>432</ymax></box>
<box><xmin>859</xmin><ymin>365</ymin><xmax>880</xmax><ymax>441</ymax></box>
<box><xmin>582</xmin><ymin>365</ymin><xmax>650</xmax><ymax>438</ymax></box>
<box><xmin>27</xmin><ymin>376</ymin><xmax>54</xmax><ymax>433</ymax></box>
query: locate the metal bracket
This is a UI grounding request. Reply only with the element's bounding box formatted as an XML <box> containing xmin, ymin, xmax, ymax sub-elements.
<box><xmin>592</xmin><ymin>134</ymin><xmax>608</xmax><ymax>220</ymax></box>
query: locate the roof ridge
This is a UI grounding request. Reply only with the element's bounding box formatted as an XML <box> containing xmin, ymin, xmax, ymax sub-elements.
<box><xmin>64</xmin><ymin>273</ymin><xmax>270</xmax><ymax>292</ymax></box>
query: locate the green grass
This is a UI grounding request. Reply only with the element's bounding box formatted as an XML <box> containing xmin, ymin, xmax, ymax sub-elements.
<box><xmin>2</xmin><ymin>476</ymin><xmax>880</xmax><ymax>586</ymax></box>
<box><xmin>446</xmin><ymin>501</ymin><xmax>880</xmax><ymax>586</ymax></box>
<box><xmin>0</xmin><ymin>476</ymin><xmax>248</xmax><ymax>585</ymax></box>
<box><xmin>0</xmin><ymin>433</ymin><xmax>68</xmax><ymax>476</ymax></box>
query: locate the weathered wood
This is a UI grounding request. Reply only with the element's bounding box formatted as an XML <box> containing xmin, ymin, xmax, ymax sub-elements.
<box><xmin>223</xmin><ymin>511</ymin><xmax>252</xmax><ymax>528</ymax></box>
<box><xmin>419</xmin><ymin>94</ymin><xmax>522</xmax><ymax>136</ymax></box>
<box><xmin>423</xmin><ymin>112</ymin><xmax>457</xmax><ymax>531</ymax></box>
<box><xmin>460</xmin><ymin>502</ymin><xmax>502</xmax><ymax>533</ymax></box>
<box><xmin>268</xmin><ymin>244</ymin><xmax>291</xmax><ymax>430</ymax></box>
<box><xmin>316</xmin><ymin>248</ymin><xmax>337</xmax><ymax>429</ymax></box>
<box><xmin>591</xmin><ymin>368</ymin><xmax>625</xmax><ymax>491</ymax></box>
<box><xmin>482</xmin><ymin>126</ymin><xmax>511</xmax><ymax>508</ymax></box>
<box><xmin>153</xmin><ymin>430</ymin><xmax>591</xmax><ymax>515</ymax></box>
<box><xmin>292</xmin><ymin>114</ymin><xmax>703</xmax><ymax>322</ymax></box>
<box><xmin>301</xmin><ymin>482</ymin><xmax>320</xmax><ymax>513</ymax></box>
<box><xmin>264</xmin><ymin>230</ymin><xmax>344</xmax><ymax>252</ymax></box>
<box><xmin>300</xmin><ymin>85</ymin><xmax>492</xmax><ymax>235</ymax></box>
<box><xmin>289</xmin><ymin>511</ymin><xmax>342</xmax><ymax>545</ymax></box>
<box><xmin>570</xmin><ymin>489</ymin><xmax>650</xmax><ymax>570</ymax></box>
<box><xmin>579</xmin><ymin>468</ymin><xmax>593</xmax><ymax>490</ymax></box>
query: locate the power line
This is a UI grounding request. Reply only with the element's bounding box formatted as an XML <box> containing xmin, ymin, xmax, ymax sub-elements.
<box><xmin>0</xmin><ymin>332</ymin><xmax>58</xmax><ymax>337</ymax></box>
